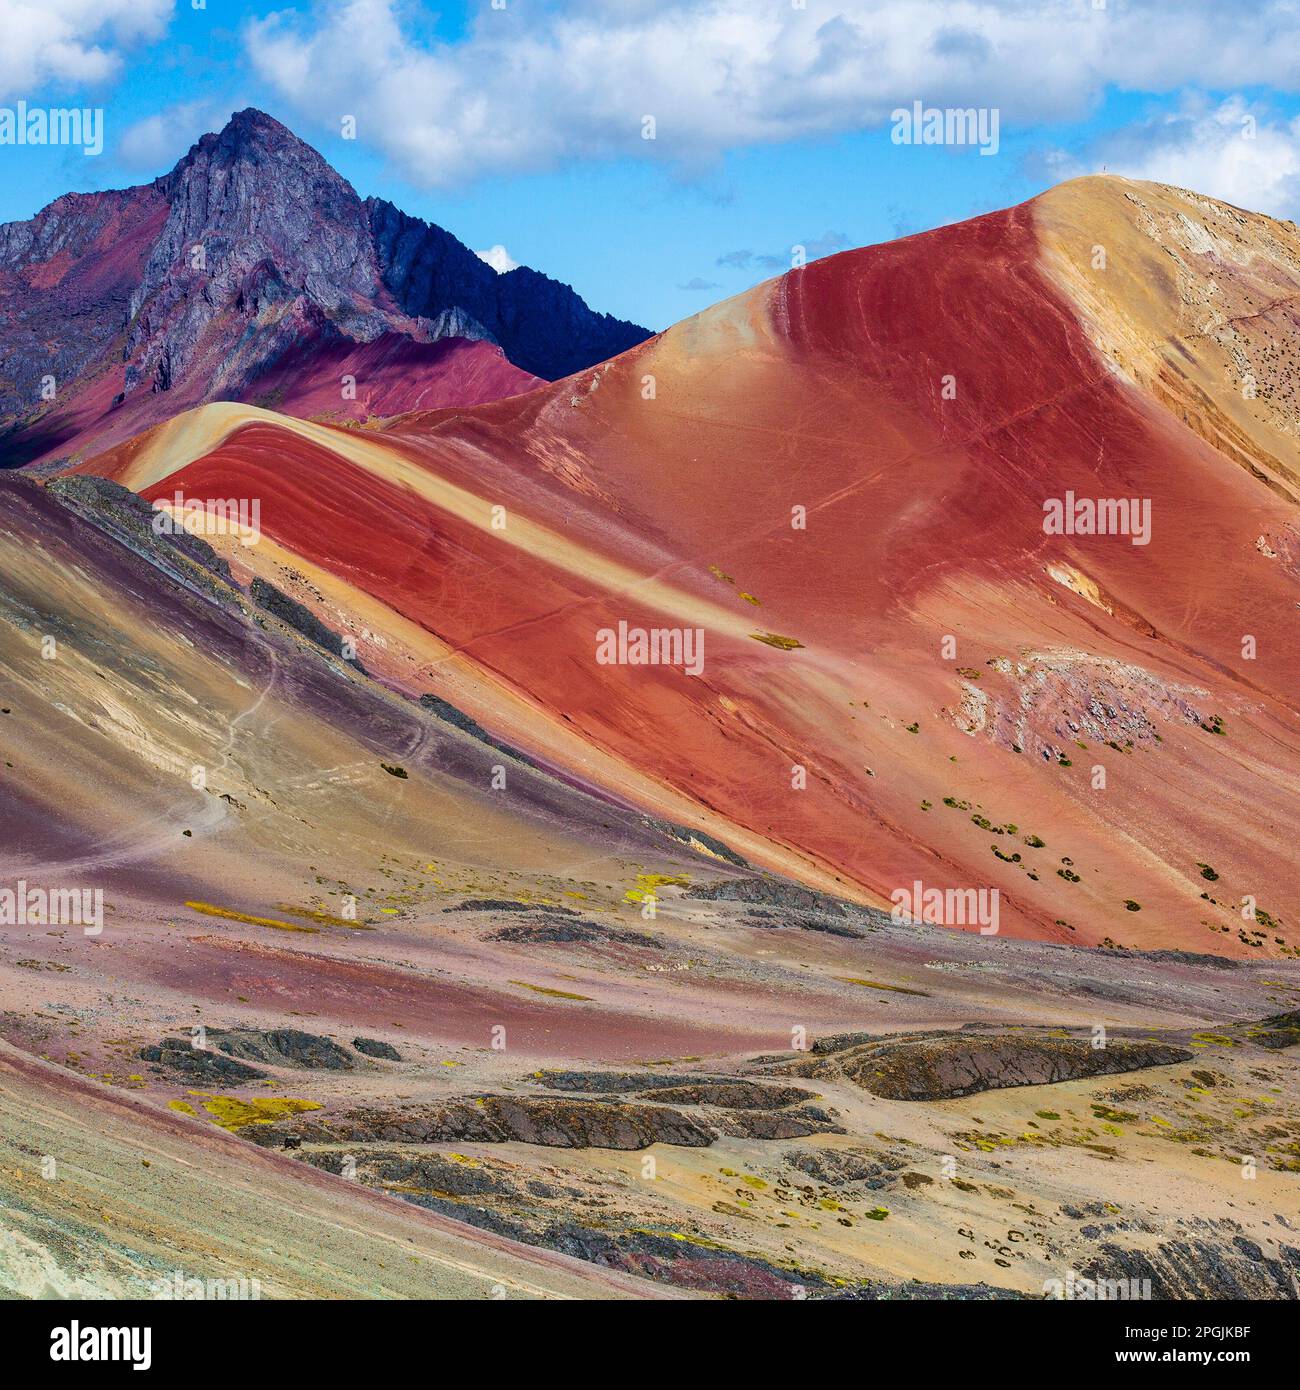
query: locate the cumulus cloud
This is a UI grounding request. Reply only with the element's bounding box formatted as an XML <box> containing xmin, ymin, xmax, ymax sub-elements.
<box><xmin>117</xmin><ymin>100</ymin><xmax>242</xmax><ymax>172</ymax></box>
<box><xmin>676</xmin><ymin>276</ymin><xmax>720</xmax><ymax>291</ymax></box>
<box><xmin>0</xmin><ymin>0</ymin><xmax>173</xmax><ymax>101</ymax></box>
<box><xmin>1063</xmin><ymin>95</ymin><xmax>1300</xmax><ymax>220</ymax></box>
<box><xmin>475</xmin><ymin>243</ymin><xmax>521</xmax><ymax>273</ymax></box>
<box><xmin>243</xmin><ymin>0</ymin><xmax>1300</xmax><ymax>188</ymax></box>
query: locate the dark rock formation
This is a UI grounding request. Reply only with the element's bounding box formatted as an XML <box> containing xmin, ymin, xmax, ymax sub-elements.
<box><xmin>1113</xmin><ymin>948</ymin><xmax>1242</xmax><ymax>970</ymax></box>
<box><xmin>534</xmin><ymin>1223</ymin><xmax>822</xmax><ymax>1298</ymax></box>
<box><xmin>688</xmin><ymin>875</ymin><xmax>896</xmax><ymax>936</ymax></box>
<box><xmin>125</xmin><ymin>109</ymin><xmax>394</xmax><ymax>402</ymax></box>
<box><xmin>829</xmin><ymin>1281</ymin><xmax>1027</xmax><ymax>1301</ymax></box>
<box><xmin>489</xmin><ymin>918</ymin><xmax>662</xmax><ymax>948</ymax></box>
<box><xmin>45</xmin><ymin>475</ymin><xmax>234</xmax><ymax>591</ymax></box>
<box><xmin>419</xmin><ymin>693</ymin><xmax>539</xmax><ymax>768</ymax></box>
<box><xmin>442</xmin><ymin>899</ymin><xmax>578</xmax><ymax>914</ymax></box>
<box><xmin>288</xmin><ymin>1144</ymin><xmax>840</xmax><ymax>1297</ymax></box>
<box><xmin>249</xmin><ymin>577</ymin><xmax>365</xmax><ymax>671</ymax></box>
<box><xmin>642</xmin><ymin>819</ymin><xmax>749</xmax><ymax>869</ymax></box>
<box><xmin>367</xmin><ymin>198</ymin><xmax>649</xmax><ymax>380</ymax></box>
<box><xmin>237</xmin><ymin>1068</ymin><xmax>840</xmax><ymax>1151</ymax></box>
<box><xmin>688</xmin><ymin>875</ymin><xmax>852</xmax><ymax>913</ymax></box>
<box><xmin>634</xmin><ymin>1081</ymin><xmax>814</xmax><ymax>1110</ymax></box>
<box><xmin>740</xmin><ymin>907</ymin><xmax>864</xmax><ymax>938</ymax></box>
<box><xmin>208</xmin><ymin>1027</ymin><xmax>356</xmax><ymax>1071</ymax></box>
<box><xmin>530</xmin><ymin>1069</ymin><xmax>725</xmax><ymax>1093</ymax></box>
<box><xmin>352</xmin><ymin>1037</ymin><xmax>402</xmax><ymax>1061</ymax></box>
<box><xmin>783</xmin><ymin>1029</ymin><xmax>1192</xmax><ymax>1100</ymax></box>
<box><xmin>242</xmin><ymin>1094</ymin><xmax>718</xmax><ymax>1150</ymax></box>
<box><xmin>1080</xmin><ymin>1237</ymin><xmax>1300</xmax><ymax>1300</ymax></box>
<box><xmin>304</xmin><ymin>1148</ymin><xmax>509</xmax><ymax>1197</ymax></box>
<box><xmin>139</xmin><ymin>1037</ymin><xmax>266</xmax><ymax>1083</ymax></box>
<box><xmin>1247</xmin><ymin>1009</ymin><xmax>1300</xmax><ymax>1049</ymax></box>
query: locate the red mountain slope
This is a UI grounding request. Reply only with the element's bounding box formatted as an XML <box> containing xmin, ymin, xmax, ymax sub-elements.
<box><xmin>79</xmin><ymin>176</ymin><xmax>1300</xmax><ymax>955</ymax></box>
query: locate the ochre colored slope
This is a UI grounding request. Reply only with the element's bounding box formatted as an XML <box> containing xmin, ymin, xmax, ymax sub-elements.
<box><xmin>77</xmin><ymin>177</ymin><xmax>1300</xmax><ymax>954</ymax></box>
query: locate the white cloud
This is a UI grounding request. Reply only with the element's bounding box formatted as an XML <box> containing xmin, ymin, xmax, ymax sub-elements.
<box><xmin>0</xmin><ymin>0</ymin><xmax>173</xmax><ymax>102</ymax></box>
<box><xmin>116</xmin><ymin>99</ymin><xmax>242</xmax><ymax>171</ymax></box>
<box><xmin>475</xmin><ymin>243</ymin><xmax>520</xmax><ymax>273</ymax></box>
<box><xmin>1068</xmin><ymin>96</ymin><xmax>1300</xmax><ymax>220</ymax></box>
<box><xmin>243</xmin><ymin>0</ymin><xmax>1300</xmax><ymax>188</ymax></box>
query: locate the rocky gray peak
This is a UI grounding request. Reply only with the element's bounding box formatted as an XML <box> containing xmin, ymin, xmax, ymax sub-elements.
<box><xmin>1</xmin><ymin>107</ymin><xmax>650</xmax><ymax>464</ymax></box>
<box><xmin>124</xmin><ymin>109</ymin><xmax>399</xmax><ymax>394</ymax></box>
<box><xmin>146</xmin><ymin>108</ymin><xmax>380</xmax><ymax>306</ymax></box>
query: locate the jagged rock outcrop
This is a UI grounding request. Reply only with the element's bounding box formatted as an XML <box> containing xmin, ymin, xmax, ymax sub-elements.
<box><xmin>207</xmin><ymin>1027</ymin><xmax>357</xmax><ymax>1071</ymax></box>
<box><xmin>45</xmin><ymin>474</ymin><xmax>234</xmax><ymax>592</ymax></box>
<box><xmin>1080</xmin><ymin>1237</ymin><xmax>1300</xmax><ymax>1300</ymax></box>
<box><xmin>243</xmin><ymin>1094</ymin><xmax>719</xmax><ymax>1150</ymax></box>
<box><xmin>140</xmin><ymin>1027</ymin><xmax>365</xmax><ymax>1076</ymax></box>
<box><xmin>124</xmin><ymin>110</ymin><xmax>394</xmax><ymax>400</ymax></box>
<box><xmin>249</xmin><ymin>577</ymin><xmax>366</xmax><ymax>672</ymax></box>
<box><xmin>138</xmin><ymin>1038</ymin><xmax>266</xmax><ymax>1084</ymax></box>
<box><xmin>237</xmin><ymin>1075</ymin><xmax>837</xmax><ymax>1151</ymax></box>
<box><xmin>778</xmin><ymin>1028</ymin><xmax>1192</xmax><ymax>1100</ymax></box>
<box><xmin>1247</xmin><ymin>1009</ymin><xmax>1300</xmax><ymax>1049</ymax></box>
<box><xmin>0</xmin><ymin>109</ymin><xmax>647</xmax><ymax>466</ymax></box>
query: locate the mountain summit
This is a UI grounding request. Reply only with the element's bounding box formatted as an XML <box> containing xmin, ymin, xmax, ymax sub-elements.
<box><xmin>0</xmin><ymin>108</ymin><xmax>649</xmax><ymax>467</ymax></box>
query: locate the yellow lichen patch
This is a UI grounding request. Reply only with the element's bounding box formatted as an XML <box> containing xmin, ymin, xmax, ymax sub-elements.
<box><xmin>276</xmin><ymin>905</ymin><xmax>372</xmax><ymax>929</ymax></box>
<box><xmin>201</xmin><ymin>1096</ymin><xmax>322</xmax><ymax>1131</ymax></box>
<box><xmin>184</xmin><ymin>901</ymin><xmax>318</xmax><ymax>933</ymax></box>
<box><xmin>508</xmin><ymin>981</ymin><xmax>593</xmax><ymax>1001</ymax></box>
<box><xmin>628</xmin><ymin>1226</ymin><xmax>732</xmax><ymax>1253</ymax></box>
<box><xmin>167</xmin><ymin>1100</ymin><xmax>197</xmax><ymax>1116</ymax></box>
<box><xmin>624</xmin><ymin>872</ymin><xmax>689</xmax><ymax>904</ymax></box>
<box><xmin>739</xmin><ymin>592</ymin><xmax>761</xmax><ymax>606</ymax></box>
<box><xmin>749</xmin><ymin>632</ymin><xmax>804</xmax><ymax>650</ymax></box>
<box><xmin>837</xmin><ymin>976</ymin><xmax>931</xmax><ymax>997</ymax></box>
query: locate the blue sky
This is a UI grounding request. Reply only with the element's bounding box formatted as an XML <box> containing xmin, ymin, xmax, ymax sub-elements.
<box><xmin>4</xmin><ymin>1</ymin><xmax>1300</xmax><ymax>331</ymax></box>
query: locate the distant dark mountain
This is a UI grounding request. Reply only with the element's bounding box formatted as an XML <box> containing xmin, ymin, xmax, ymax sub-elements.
<box><xmin>0</xmin><ymin>109</ymin><xmax>650</xmax><ymax>467</ymax></box>
<box><xmin>366</xmin><ymin>198</ymin><xmax>649</xmax><ymax>380</ymax></box>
